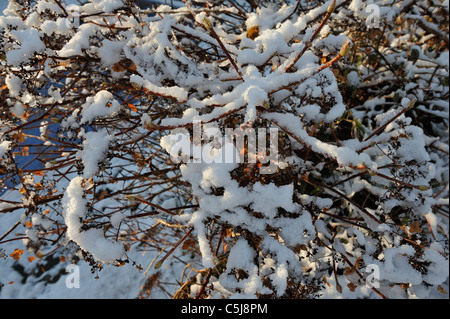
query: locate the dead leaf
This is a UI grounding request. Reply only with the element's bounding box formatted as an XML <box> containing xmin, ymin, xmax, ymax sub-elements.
<box><xmin>10</xmin><ymin>249</ymin><xmax>24</xmax><ymax>261</ymax></box>
<box><xmin>323</xmin><ymin>275</ymin><xmax>331</xmax><ymax>287</ymax></box>
<box><xmin>409</xmin><ymin>221</ymin><xmax>422</xmax><ymax>234</ymax></box>
<box><xmin>182</xmin><ymin>239</ymin><xmax>196</xmax><ymax>250</ymax></box>
<box><xmin>246</xmin><ymin>26</ymin><xmax>259</xmax><ymax>40</ymax></box>
<box><xmin>437</xmin><ymin>285</ymin><xmax>447</xmax><ymax>294</ymax></box>
<box><xmin>344</xmin><ymin>266</ymin><xmax>354</xmax><ymax>276</ymax></box>
<box><xmin>355</xmin><ymin>257</ymin><xmax>363</xmax><ymax>269</ymax></box>
<box><xmin>128</xmin><ymin>103</ymin><xmax>137</xmax><ymax>112</ymax></box>
<box><xmin>347</xmin><ymin>282</ymin><xmax>357</xmax><ymax>292</ymax></box>
<box><xmin>112</xmin><ymin>62</ymin><xmax>125</xmax><ymax>72</ymax></box>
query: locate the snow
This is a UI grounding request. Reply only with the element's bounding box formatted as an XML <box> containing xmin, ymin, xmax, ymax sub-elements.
<box><xmin>98</xmin><ymin>40</ymin><xmax>127</xmax><ymax>67</ymax></box>
<box><xmin>41</xmin><ymin>18</ymin><xmax>70</xmax><ymax>35</ymax></box>
<box><xmin>346</xmin><ymin>70</ymin><xmax>360</xmax><ymax>87</ymax></box>
<box><xmin>263</xmin><ymin>112</ymin><xmax>375</xmax><ymax>170</ymax></box>
<box><xmin>83</xmin><ymin>0</ymin><xmax>125</xmax><ymax>13</ymax></box>
<box><xmin>436</xmin><ymin>51</ymin><xmax>449</xmax><ymax>68</ymax></box>
<box><xmin>58</xmin><ymin>23</ymin><xmax>98</xmax><ymax>57</ymax></box>
<box><xmin>378</xmin><ymin>245</ymin><xmax>422</xmax><ymax>285</ymax></box>
<box><xmin>219</xmin><ymin>238</ymin><xmax>265</xmax><ymax>297</ymax></box>
<box><xmin>0</xmin><ymin>169</ymin><xmax>188</xmax><ymax>299</ymax></box>
<box><xmin>348</xmin><ymin>0</ymin><xmax>363</xmax><ymax>12</ymax></box>
<box><xmin>130</xmin><ymin>74</ymin><xmax>188</xmax><ymax>102</ymax></box>
<box><xmin>250</xmin><ymin>182</ymin><xmax>297</xmax><ymax>219</ymax></box>
<box><xmin>76</xmin><ymin>130</ymin><xmax>115</xmax><ymax>179</ymax></box>
<box><xmin>80</xmin><ymin>90</ymin><xmax>122</xmax><ymax>124</ymax></box>
<box><xmin>11</xmin><ymin>101</ymin><xmax>25</xmax><ymax>118</ymax></box>
<box><xmin>0</xmin><ymin>140</ymin><xmax>11</xmax><ymax>158</ymax></box>
<box><xmin>35</xmin><ymin>0</ymin><xmax>64</xmax><ymax>14</ymax></box>
<box><xmin>422</xmin><ymin>247</ymin><xmax>449</xmax><ymax>285</ymax></box>
<box><xmin>62</xmin><ymin>177</ymin><xmax>125</xmax><ymax>264</ymax></box>
<box><xmin>6</xmin><ymin>29</ymin><xmax>45</xmax><ymax>66</ymax></box>
<box><xmin>5</xmin><ymin>74</ymin><xmax>22</xmax><ymax>97</ymax></box>
<box><xmin>110</xmin><ymin>212</ymin><xmax>125</xmax><ymax>228</ymax></box>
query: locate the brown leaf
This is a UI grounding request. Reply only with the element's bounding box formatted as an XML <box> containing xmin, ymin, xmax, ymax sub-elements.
<box><xmin>129</xmin><ymin>63</ymin><xmax>137</xmax><ymax>72</ymax></box>
<box><xmin>347</xmin><ymin>282</ymin><xmax>357</xmax><ymax>292</ymax></box>
<box><xmin>10</xmin><ymin>249</ymin><xmax>24</xmax><ymax>261</ymax></box>
<box><xmin>13</xmin><ymin>132</ymin><xmax>26</xmax><ymax>143</ymax></box>
<box><xmin>128</xmin><ymin>103</ymin><xmax>137</xmax><ymax>112</ymax></box>
<box><xmin>323</xmin><ymin>275</ymin><xmax>331</xmax><ymax>287</ymax></box>
<box><xmin>182</xmin><ymin>239</ymin><xmax>196</xmax><ymax>250</ymax></box>
<box><xmin>59</xmin><ymin>60</ymin><xmax>70</xmax><ymax>67</ymax></box>
<box><xmin>344</xmin><ymin>266</ymin><xmax>354</xmax><ymax>276</ymax></box>
<box><xmin>33</xmin><ymin>171</ymin><xmax>45</xmax><ymax>176</ymax></box>
<box><xmin>437</xmin><ymin>285</ymin><xmax>447</xmax><ymax>294</ymax></box>
<box><xmin>21</xmin><ymin>146</ymin><xmax>29</xmax><ymax>157</ymax></box>
<box><xmin>355</xmin><ymin>257</ymin><xmax>363</xmax><ymax>269</ymax></box>
<box><xmin>111</xmin><ymin>62</ymin><xmax>125</xmax><ymax>72</ymax></box>
<box><xmin>246</xmin><ymin>26</ymin><xmax>259</xmax><ymax>40</ymax></box>
<box><xmin>409</xmin><ymin>221</ymin><xmax>422</xmax><ymax>234</ymax></box>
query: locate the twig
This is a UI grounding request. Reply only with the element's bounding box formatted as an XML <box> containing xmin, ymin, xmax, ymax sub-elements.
<box><xmin>154</xmin><ymin>227</ymin><xmax>194</xmax><ymax>269</ymax></box>
<box><xmin>284</xmin><ymin>0</ymin><xmax>336</xmax><ymax>73</ymax></box>
<box><xmin>363</xmin><ymin>99</ymin><xmax>417</xmax><ymax>142</ymax></box>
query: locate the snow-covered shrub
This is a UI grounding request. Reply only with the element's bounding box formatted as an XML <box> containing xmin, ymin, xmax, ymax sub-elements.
<box><xmin>0</xmin><ymin>0</ymin><xmax>448</xmax><ymax>299</ymax></box>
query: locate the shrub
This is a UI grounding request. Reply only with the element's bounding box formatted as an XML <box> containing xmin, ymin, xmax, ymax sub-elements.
<box><xmin>0</xmin><ymin>0</ymin><xmax>448</xmax><ymax>299</ymax></box>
